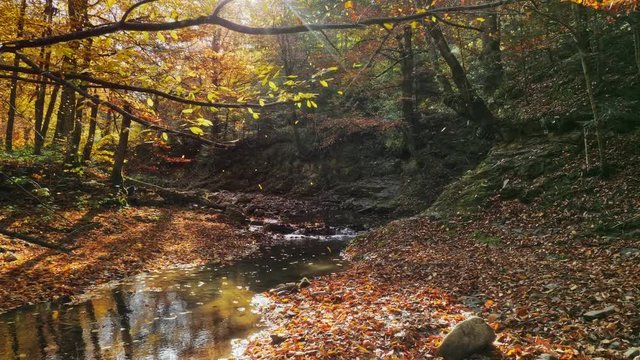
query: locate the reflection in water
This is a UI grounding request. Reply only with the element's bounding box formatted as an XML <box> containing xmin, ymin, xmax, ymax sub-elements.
<box><xmin>0</xmin><ymin>238</ymin><xmax>349</xmax><ymax>359</ymax></box>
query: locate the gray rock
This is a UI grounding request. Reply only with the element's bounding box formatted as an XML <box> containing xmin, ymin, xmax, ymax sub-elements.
<box><xmin>437</xmin><ymin>316</ymin><xmax>496</xmax><ymax>360</ymax></box>
<box><xmin>537</xmin><ymin>354</ymin><xmax>558</xmax><ymax>360</ymax></box>
<box><xmin>583</xmin><ymin>306</ymin><xmax>616</xmax><ymax>320</ymax></box>
<box><xmin>624</xmin><ymin>348</ymin><xmax>640</xmax><ymax>359</ymax></box>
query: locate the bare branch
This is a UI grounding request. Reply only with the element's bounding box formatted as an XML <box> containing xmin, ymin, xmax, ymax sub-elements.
<box><xmin>0</xmin><ymin>0</ymin><xmax>519</xmax><ymax>52</ymax></box>
<box><xmin>120</xmin><ymin>0</ymin><xmax>159</xmax><ymax>23</ymax></box>
<box><xmin>212</xmin><ymin>0</ymin><xmax>236</xmax><ymax>18</ymax></box>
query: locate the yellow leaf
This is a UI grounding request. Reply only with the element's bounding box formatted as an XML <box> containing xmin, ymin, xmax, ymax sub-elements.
<box><xmin>476</xmin><ymin>17</ymin><xmax>486</xmax><ymax>22</ymax></box>
<box><xmin>344</xmin><ymin>1</ymin><xmax>353</xmax><ymax>9</ymax></box>
<box><xmin>259</xmin><ymin>99</ymin><xmax>265</xmax><ymax>107</ymax></box>
<box><xmin>170</xmin><ymin>30</ymin><xmax>179</xmax><ymax>40</ymax></box>
<box><xmin>161</xmin><ymin>132</ymin><xmax>168</xmax><ymax>141</ymax></box>
<box><xmin>146</xmin><ymin>98</ymin><xmax>154</xmax><ymax>107</ymax></box>
<box><xmin>337</xmin><ymin>90</ymin><xmax>344</xmax><ymax>95</ymax></box>
<box><xmin>431</xmin><ymin>16</ymin><xmax>437</xmax><ymax>23</ymax></box>
<box><xmin>383</xmin><ymin>23</ymin><xmax>394</xmax><ymax>30</ymax></box>
<box><xmin>182</xmin><ymin>108</ymin><xmax>194</xmax><ymax>114</ymax></box>
<box><xmin>411</xmin><ymin>21</ymin><xmax>418</xmax><ymax>29</ymax></box>
<box><xmin>189</xmin><ymin>127</ymin><xmax>204</xmax><ymax>136</ymax></box>
<box><xmin>319</xmin><ymin>80</ymin><xmax>329</xmax><ymax>87</ymax></box>
<box><xmin>157</xmin><ymin>32</ymin><xmax>166</xmax><ymax>42</ymax></box>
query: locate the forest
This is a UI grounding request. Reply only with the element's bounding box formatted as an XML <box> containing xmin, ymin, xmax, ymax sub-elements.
<box><xmin>0</xmin><ymin>0</ymin><xmax>639</xmax><ymax>359</ymax></box>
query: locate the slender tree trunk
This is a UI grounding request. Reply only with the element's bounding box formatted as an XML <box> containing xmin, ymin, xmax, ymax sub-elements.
<box><xmin>5</xmin><ymin>0</ymin><xmax>27</xmax><ymax>152</ymax></box>
<box><xmin>425</xmin><ymin>23</ymin><xmax>496</xmax><ymax>138</ymax></box>
<box><xmin>398</xmin><ymin>26</ymin><xmax>417</xmax><ymax>155</ymax></box>
<box><xmin>34</xmin><ymin>0</ymin><xmax>55</xmax><ymax>154</ymax></box>
<box><xmin>573</xmin><ymin>3</ymin><xmax>606</xmax><ymax>173</ymax></box>
<box><xmin>479</xmin><ymin>11</ymin><xmax>504</xmax><ymax>93</ymax></box>
<box><xmin>82</xmin><ymin>99</ymin><xmax>99</xmax><ymax>162</ymax></box>
<box><xmin>35</xmin><ymin>85</ymin><xmax>61</xmax><ymax>154</ymax></box>
<box><xmin>579</xmin><ymin>49</ymin><xmax>606</xmax><ymax>173</ymax></box>
<box><xmin>111</xmin><ymin>106</ymin><xmax>132</xmax><ymax>186</ymax></box>
<box><xmin>630</xmin><ymin>12</ymin><xmax>640</xmax><ymax>74</ymax></box>
<box><xmin>65</xmin><ymin>97</ymin><xmax>85</xmax><ymax>164</ymax></box>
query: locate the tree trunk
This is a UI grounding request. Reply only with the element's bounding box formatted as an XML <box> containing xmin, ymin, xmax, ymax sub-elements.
<box><xmin>573</xmin><ymin>4</ymin><xmax>605</xmax><ymax>173</ymax></box>
<box><xmin>479</xmin><ymin>11</ymin><xmax>504</xmax><ymax>93</ymax></box>
<box><xmin>54</xmin><ymin>84</ymin><xmax>77</xmax><ymax>141</ymax></box>
<box><xmin>35</xmin><ymin>85</ymin><xmax>60</xmax><ymax>155</ymax></box>
<box><xmin>82</xmin><ymin>99</ymin><xmax>99</xmax><ymax>162</ymax></box>
<box><xmin>34</xmin><ymin>0</ymin><xmax>55</xmax><ymax>154</ymax></box>
<box><xmin>111</xmin><ymin>106</ymin><xmax>132</xmax><ymax>186</ymax></box>
<box><xmin>65</xmin><ymin>97</ymin><xmax>85</xmax><ymax>164</ymax></box>
<box><xmin>5</xmin><ymin>0</ymin><xmax>27</xmax><ymax>152</ymax></box>
<box><xmin>425</xmin><ymin>23</ymin><xmax>496</xmax><ymax>138</ymax></box>
<box><xmin>398</xmin><ymin>26</ymin><xmax>418</xmax><ymax>155</ymax></box>
<box><xmin>630</xmin><ymin>12</ymin><xmax>640</xmax><ymax>74</ymax></box>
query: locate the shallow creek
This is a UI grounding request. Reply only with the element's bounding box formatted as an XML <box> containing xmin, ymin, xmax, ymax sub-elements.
<box><xmin>0</xmin><ymin>234</ymin><xmax>353</xmax><ymax>359</ymax></box>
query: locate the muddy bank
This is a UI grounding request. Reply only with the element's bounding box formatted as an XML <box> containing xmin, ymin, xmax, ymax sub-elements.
<box><xmin>154</xmin><ymin>112</ymin><xmax>490</xmax><ymax>220</ymax></box>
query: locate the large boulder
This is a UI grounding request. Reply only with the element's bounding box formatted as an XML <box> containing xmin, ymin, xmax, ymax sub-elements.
<box><xmin>437</xmin><ymin>316</ymin><xmax>496</xmax><ymax>360</ymax></box>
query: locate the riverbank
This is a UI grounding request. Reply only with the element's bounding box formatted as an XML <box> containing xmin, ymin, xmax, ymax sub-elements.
<box><xmin>0</xmin><ymin>205</ymin><xmax>266</xmax><ymax>313</ymax></box>
<box><xmin>246</xmin><ymin>131</ymin><xmax>640</xmax><ymax>359</ymax></box>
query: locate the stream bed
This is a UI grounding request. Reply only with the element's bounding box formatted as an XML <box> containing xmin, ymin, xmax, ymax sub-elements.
<box><xmin>0</xmin><ymin>237</ymin><xmax>352</xmax><ymax>359</ymax></box>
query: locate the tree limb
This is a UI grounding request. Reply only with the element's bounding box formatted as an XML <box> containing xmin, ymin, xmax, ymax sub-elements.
<box><xmin>14</xmin><ymin>52</ymin><xmax>235</xmax><ymax>147</ymax></box>
<box><xmin>0</xmin><ymin>229</ymin><xmax>71</xmax><ymax>253</ymax></box>
<box><xmin>0</xmin><ymin>63</ymin><xmax>288</xmax><ymax>109</ymax></box>
<box><xmin>0</xmin><ymin>0</ymin><xmax>519</xmax><ymax>52</ymax></box>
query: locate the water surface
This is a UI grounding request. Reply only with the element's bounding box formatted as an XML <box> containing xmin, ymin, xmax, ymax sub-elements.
<box><xmin>0</xmin><ymin>238</ymin><xmax>349</xmax><ymax>360</ymax></box>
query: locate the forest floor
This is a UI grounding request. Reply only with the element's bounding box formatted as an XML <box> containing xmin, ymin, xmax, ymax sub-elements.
<box><xmin>246</xmin><ymin>132</ymin><xmax>640</xmax><ymax>359</ymax></box>
<box><xmin>0</xmin><ymin>204</ymin><xmax>266</xmax><ymax>313</ymax></box>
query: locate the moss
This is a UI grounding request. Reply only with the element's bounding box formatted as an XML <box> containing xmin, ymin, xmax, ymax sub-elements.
<box><xmin>473</xmin><ymin>231</ymin><xmax>502</xmax><ymax>246</ymax></box>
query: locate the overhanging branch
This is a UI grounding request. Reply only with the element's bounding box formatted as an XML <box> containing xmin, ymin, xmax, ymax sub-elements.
<box><xmin>0</xmin><ymin>0</ymin><xmax>519</xmax><ymax>52</ymax></box>
<box><xmin>13</xmin><ymin>52</ymin><xmax>235</xmax><ymax>147</ymax></box>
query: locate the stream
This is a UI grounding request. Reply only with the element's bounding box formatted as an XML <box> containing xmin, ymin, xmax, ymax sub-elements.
<box><xmin>0</xmin><ymin>232</ymin><xmax>354</xmax><ymax>360</ymax></box>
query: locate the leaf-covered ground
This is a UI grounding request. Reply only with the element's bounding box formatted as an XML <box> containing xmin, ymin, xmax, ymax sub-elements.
<box><xmin>246</xmin><ymin>133</ymin><xmax>640</xmax><ymax>359</ymax></box>
<box><xmin>0</xmin><ymin>206</ymin><xmax>264</xmax><ymax>313</ymax></box>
